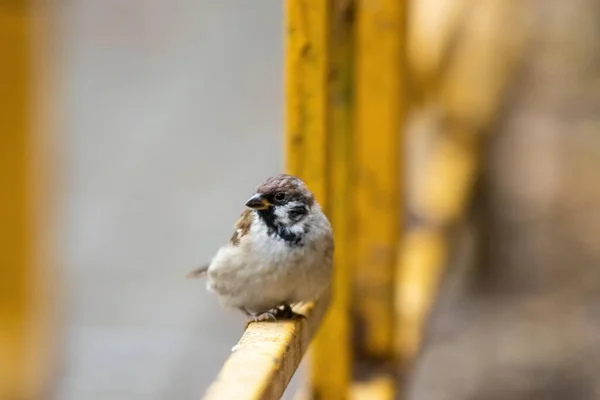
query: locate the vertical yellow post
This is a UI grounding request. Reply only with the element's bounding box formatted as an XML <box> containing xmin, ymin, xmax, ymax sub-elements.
<box><xmin>285</xmin><ymin>0</ymin><xmax>329</xmax><ymax>201</ymax></box>
<box><xmin>0</xmin><ymin>2</ymin><xmax>56</xmax><ymax>399</ymax></box>
<box><xmin>353</xmin><ymin>0</ymin><xmax>406</xmax><ymax>362</ymax></box>
<box><xmin>285</xmin><ymin>0</ymin><xmax>353</xmax><ymax>398</ymax></box>
<box><xmin>311</xmin><ymin>0</ymin><xmax>354</xmax><ymax>399</ymax></box>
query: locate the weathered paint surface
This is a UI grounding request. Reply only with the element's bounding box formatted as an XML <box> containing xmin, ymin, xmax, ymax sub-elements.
<box><xmin>202</xmin><ymin>298</ymin><xmax>329</xmax><ymax>400</ymax></box>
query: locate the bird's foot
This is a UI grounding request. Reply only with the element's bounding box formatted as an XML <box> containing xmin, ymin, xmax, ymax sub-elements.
<box><xmin>242</xmin><ymin>309</ymin><xmax>277</xmax><ymax>328</ymax></box>
<box><xmin>241</xmin><ymin>305</ymin><xmax>304</xmax><ymax>329</ymax></box>
<box><xmin>253</xmin><ymin>311</ymin><xmax>277</xmax><ymax>322</ymax></box>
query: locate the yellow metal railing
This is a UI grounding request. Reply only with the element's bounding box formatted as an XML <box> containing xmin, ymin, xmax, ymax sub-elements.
<box><xmin>203</xmin><ymin>300</ymin><xmax>330</xmax><ymax>400</ymax></box>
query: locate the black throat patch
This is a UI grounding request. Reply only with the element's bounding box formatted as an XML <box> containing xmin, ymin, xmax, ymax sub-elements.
<box><xmin>256</xmin><ymin>208</ymin><xmax>304</xmax><ymax>246</ymax></box>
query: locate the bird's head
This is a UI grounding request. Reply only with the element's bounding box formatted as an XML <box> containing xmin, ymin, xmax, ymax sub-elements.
<box><xmin>245</xmin><ymin>174</ymin><xmax>315</xmax><ymax>228</ymax></box>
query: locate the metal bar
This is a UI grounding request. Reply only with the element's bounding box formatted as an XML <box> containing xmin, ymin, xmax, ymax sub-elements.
<box><xmin>308</xmin><ymin>0</ymin><xmax>354</xmax><ymax>398</ymax></box>
<box><xmin>202</xmin><ymin>299</ymin><xmax>329</xmax><ymax>400</ymax></box>
<box><xmin>284</xmin><ymin>0</ymin><xmax>328</xmax><ymax>204</ymax></box>
<box><xmin>285</xmin><ymin>0</ymin><xmax>354</xmax><ymax>398</ymax></box>
<box><xmin>353</xmin><ymin>0</ymin><xmax>406</xmax><ymax>362</ymax></box>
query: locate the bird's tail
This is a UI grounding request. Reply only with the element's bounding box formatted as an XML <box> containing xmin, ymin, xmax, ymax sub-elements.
<box><xmin>186</xmin><ymin>264</ymin><xmax>209</xmax><ymax>279</ymax></box>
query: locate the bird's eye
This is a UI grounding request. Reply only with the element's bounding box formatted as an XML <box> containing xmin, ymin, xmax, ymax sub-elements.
<box><xmin>274</xmin><ymin>192</ymin><xmax>287</xmax><ymax>202</ymax></box>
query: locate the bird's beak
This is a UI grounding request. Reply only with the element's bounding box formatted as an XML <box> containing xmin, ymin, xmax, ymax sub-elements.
<box><xmin>245</xmin><ymin>193</ymin><xmax>271</xmax><ymax>210</ymax></box>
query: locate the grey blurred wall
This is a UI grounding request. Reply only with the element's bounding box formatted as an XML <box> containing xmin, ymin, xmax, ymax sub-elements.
<box><xmin>55</xmin><ymin>2</ymin><xmax>285</xmax><ymax>399</ymax></box>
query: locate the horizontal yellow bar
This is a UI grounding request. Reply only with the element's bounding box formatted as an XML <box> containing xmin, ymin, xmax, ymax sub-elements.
<box><xmin>202</xmin><ymin>296</ymin><xmax>330</xmax><ymax>400</ymax></box>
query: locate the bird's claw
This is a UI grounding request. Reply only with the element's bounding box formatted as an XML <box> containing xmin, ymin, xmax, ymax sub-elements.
<box><xmin>256</xmin><ymin>311</ymin><xmax>277</xmax><ymax>322</ymax></box>
<box><xmin>243</xmin><ymin>305</ymin><xmax>298</xmax><ymax>328</ymax></box>
<box><xmin>245</xmin><ymin>311</ymin><xmax>277</xmax><ymax>325</ymax></box>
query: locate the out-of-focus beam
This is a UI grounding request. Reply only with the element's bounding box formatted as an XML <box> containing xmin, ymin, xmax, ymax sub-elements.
<box><xmin>0</xmin><ymin>1</ymin><xmax>57</xmax><ymax>399</ymax></box>
<box><xmin>397</xmin><ymin>0</ymin><xmax>525</xmax><ymax>365</ymax></box>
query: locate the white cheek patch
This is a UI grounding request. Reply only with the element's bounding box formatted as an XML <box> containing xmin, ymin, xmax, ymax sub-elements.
<box><xmin>274</xmin><ymin>201</ymin><xmax>307</xmax><ymax>226</ymax></box>
<box><xmin>273</xmin><ymin>206</ymin><xmax>290</xmax><ymax>224</ymax></box>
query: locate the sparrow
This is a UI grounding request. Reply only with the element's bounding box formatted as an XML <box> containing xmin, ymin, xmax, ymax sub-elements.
<box><xmin>188</xmin><ymin>174</ymin><xmax>334</xmax><ymax>322</ymax></box>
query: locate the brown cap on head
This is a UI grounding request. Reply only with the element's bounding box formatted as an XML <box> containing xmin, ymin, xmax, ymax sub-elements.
<box><xmin>251</xmin><ymin>174</ymin><xmax>315</xmax><ymax>207</ymax></box>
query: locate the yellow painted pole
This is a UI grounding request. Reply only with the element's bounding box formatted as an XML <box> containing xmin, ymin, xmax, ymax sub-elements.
<box><xmin>353</xmin><ymin>0</ymin><xmax>406</xmax><ymax>362</ymax></box>
<box><xmin>203</xmin><ymin>301</ymin><xmax>329</xmax><ymax>400</ymax></box>
<box><xmin>0</xmin><ymin>2</ymin><xmax>57</xmax><ymax>399</ymax></box>
<box><xmin>310</xmin><ymin>0</ymin><xmax>354</xmax><ymax>398</ymax></box>
<box><xmin>285</xmin><ymin>0</ymin><xmax>328</xmax><ymax>203</ymax></box>
<box><xmin>285</xmin><ymin>1</ymin><xmax>353</xmax><ymax>398</ymax></box>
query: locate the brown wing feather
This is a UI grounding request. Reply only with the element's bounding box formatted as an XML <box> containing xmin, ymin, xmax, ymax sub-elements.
<box><xmin>230</xmin><ymin>209</ymin><xmax>253</xmax><ymax>246</ymax></box>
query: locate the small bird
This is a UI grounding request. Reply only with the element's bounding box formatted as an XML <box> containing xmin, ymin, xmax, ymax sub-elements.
<box><xmin>188</xmin><ymin>174</ymin><xmax>334</xmax><ymax>322</ymax></box>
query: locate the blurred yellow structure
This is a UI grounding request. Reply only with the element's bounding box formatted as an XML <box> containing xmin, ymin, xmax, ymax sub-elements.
<box><xmin>0</xmin><ymin>2</ymin><xmax>57</xmax><ymax>399</ymax></box>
